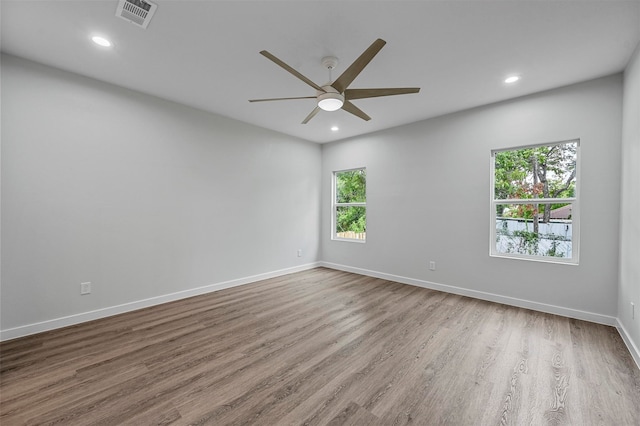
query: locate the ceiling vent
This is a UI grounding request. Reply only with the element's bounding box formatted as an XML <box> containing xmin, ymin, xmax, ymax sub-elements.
<box><xmin>116</xmin><ymin>0</ymin><xmax>157</xmax><ymax>29</ymax></box>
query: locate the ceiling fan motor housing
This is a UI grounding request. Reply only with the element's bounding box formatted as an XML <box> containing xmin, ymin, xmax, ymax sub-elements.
<box><xmin>317</xmin><ymin>85</ymin><xmax>344</xmax><ymax>111</ymax></box>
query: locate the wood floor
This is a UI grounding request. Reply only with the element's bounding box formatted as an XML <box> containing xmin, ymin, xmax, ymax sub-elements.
<box><xmin>1</xmin><ymin>268</ymin><xmax>639</xmax><ymax>425</ymax></box>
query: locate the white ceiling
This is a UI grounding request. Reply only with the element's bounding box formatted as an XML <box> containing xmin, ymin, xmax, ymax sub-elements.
<box><xmin>2</xmin><ymin>0</ymin><xmax>639</xmax><ymax>143</ymax></box>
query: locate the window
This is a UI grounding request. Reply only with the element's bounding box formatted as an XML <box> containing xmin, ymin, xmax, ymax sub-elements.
<box><xmin>491</xmin><ymin>140</ymin><xmax>579</xmax><ymax>264</ymax></box>
<box><xmin>333</xmin><ymin>168</ymin><xmax>366</xmax><ymax>241</ymax></box>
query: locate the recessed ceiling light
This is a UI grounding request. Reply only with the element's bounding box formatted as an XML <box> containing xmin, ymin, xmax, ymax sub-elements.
<box><xmin>504</xmin><ymin>75</ymin><xmax>520</xmax><ymax>84</ymax></box>
<box><xmin>91</xmin><ymin>36</ymin><xmax>112</xmax><ymax>48</ymax></box>
<box><xmin>331</xmin><ymin>126</ymin><xmax>339</xmax><ymax>132</ymax></box>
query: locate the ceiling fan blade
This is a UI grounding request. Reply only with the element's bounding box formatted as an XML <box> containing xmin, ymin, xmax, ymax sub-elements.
<box><xmin>260</xmin><ymin>50</ymin><xmax>324</xmax><ymax>92</ymax></box>
<box><xmin>332</xmin><ymin>39</ymin><xmax>386</xmax><ymax>93</ymax></box>
<box><xmin>341</xmin><ymin>100</ymin><xmax>371</xmax><ymax>121</ymax></box>
<box><xmin>249</xmin><ymin>96</ymin><xmax>316</xmax><ymax>102</ymax></box>
<box><xmin>302</xmin><ymin>106</ymin><xmax>321</xmax><ymax>124</ymax></box>
<box><xmin>345</xmin><ymin>87</ymin><xmax>420</xmax><ymax>100</ymax></box>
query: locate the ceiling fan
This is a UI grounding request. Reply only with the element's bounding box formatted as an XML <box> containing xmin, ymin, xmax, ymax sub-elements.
<box><xmin>249</xmin><ymin>38</ymin><xmax>420</xmax><ymax>124</ymax></box>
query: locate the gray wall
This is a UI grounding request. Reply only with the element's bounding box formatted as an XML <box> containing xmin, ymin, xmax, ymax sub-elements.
<box><xmin>321</xmin><ymin>75</ymin><xmax>623</xmax><ymax>322</ymax></box>
<box><xmin>1</xmin><ymin>55</ymin><xmax>321</xmax><ymax>335</ymax></box>
<box><xmin>619</xmin><ymin>43</ymin><xmax>640</xmax><ymax>358</ymax></box>
<box><xmin>1</xmin><ymin>51</ymin><xmax>634</xmax><ymax>356</ymax></box>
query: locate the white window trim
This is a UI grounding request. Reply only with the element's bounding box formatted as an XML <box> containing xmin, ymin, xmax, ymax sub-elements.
<box><xmin>332</xmin><ymin>167</ymin><xmax>366</xmax><ymax>243</ymax></box>
<box><xmin>490</xmin><ymin>139</ymin><xmax>580</xmax><ymax>265</ymax></box>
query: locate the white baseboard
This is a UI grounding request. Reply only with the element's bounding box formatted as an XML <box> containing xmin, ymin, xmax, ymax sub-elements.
<box><xmin>319</xmin><ymin>261</ymin><xmax>618</xmax><ymax>327</ymax></box>
<box><xmin>0</xmin><ymin>262</ymin><xmax>320</xmax><ymax>342</ymax></box>
<box><xmin>616</xmin><ymin>319</ymin><xmax>640</xmax><ymax>370</ymax></box>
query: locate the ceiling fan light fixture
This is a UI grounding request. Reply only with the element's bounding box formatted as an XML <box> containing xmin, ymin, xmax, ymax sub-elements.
<box><xmin>318</xmin><ymin>92</ymin><xmax>344</xmax><ymax>111</ymax></box>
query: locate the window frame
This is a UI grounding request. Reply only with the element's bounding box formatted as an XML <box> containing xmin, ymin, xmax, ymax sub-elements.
<box><xmin>332</xmin><ymin>167</ymin><xmax>367</xmax><ymax>243</ymax></box>
<box><xmin>490</xmin><ymin>139</ymin><xmax>580</xmax><ymax>265</ymax></box>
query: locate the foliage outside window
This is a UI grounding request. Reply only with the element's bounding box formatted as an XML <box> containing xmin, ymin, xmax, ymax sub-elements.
<box><xmin>491</xmin><ymin>140</ymin><xmax>579</xmax><ymax>263</ymax></box>
<box><xmin>333</xmin><ymin>168</ymin><xmax>366</xmax><ymax>241</ymax></box>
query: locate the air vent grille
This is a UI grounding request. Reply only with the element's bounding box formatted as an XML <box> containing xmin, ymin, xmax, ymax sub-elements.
<box><xmin>116</xmin><ymin>0</ymin><xmax>157</xmax><ymax>29</ymax></box>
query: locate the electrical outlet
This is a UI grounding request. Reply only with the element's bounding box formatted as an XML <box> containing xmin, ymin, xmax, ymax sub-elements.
<box><xmin>80</xmin><ymin>282</ymin><xmax>91</xmax><ymax>295</ymax></box>
<box><xmin>429</xmin><ymin>261</ymin><xmax>436</xmax><ymax>271</ymax></box>
<box><xmin>297</xmin><ymin>249</ymin><xmax>302</xmax><ymax>257</ymax></box>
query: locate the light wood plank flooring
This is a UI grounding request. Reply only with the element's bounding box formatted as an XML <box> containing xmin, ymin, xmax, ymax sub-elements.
<box><xmin>1</xmin><ymin>267</ymin><xmax>639</xmax><ymax>425</ymax></box>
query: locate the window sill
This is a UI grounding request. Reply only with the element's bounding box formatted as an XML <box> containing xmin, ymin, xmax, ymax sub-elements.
<box><xmin>490</xmin><ymin>253</ymin><xmax>578</xmax><ymax>265</ymax></box>
<box><xmin>332</xmin><ymin>237</ymin><xmax>366</xmax><ymax>244</ymax></box>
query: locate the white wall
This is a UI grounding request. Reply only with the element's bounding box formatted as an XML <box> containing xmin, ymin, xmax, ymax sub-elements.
<box><xmin>1</xmin><ymin>54</ymin><xmax>321</xmax><ymax>338</ymax></box>
<box><xmin>619</xmin><ymin>42</ymin><xmax>640</xmax><ymax>362</ymax></box>
<box><xmin>322</xmin><ymin>75</ymin><xmax>623</xmax><ymax>323</ymax></box>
